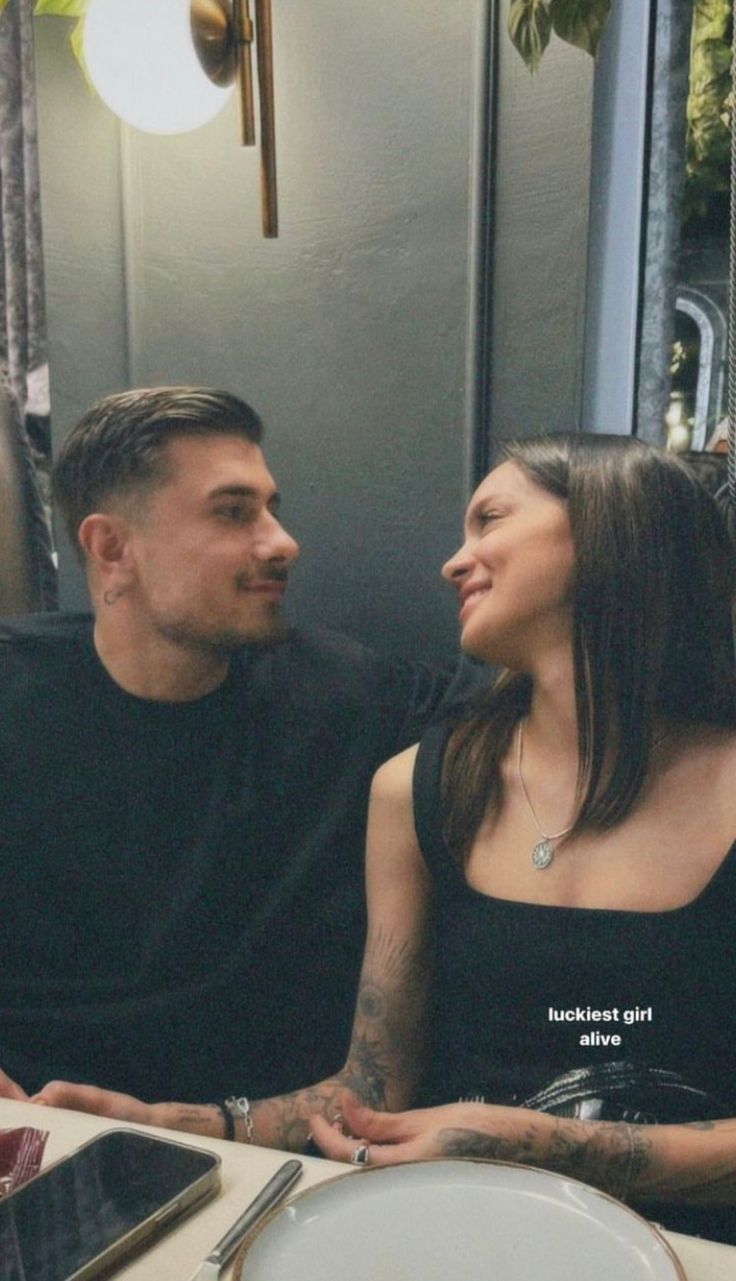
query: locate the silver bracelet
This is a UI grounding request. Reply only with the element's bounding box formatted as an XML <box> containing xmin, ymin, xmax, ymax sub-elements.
<box><xmin>224</xmin><ymin>1095</ymin><xmax>255</xmax><ymax>1144</ymax></box>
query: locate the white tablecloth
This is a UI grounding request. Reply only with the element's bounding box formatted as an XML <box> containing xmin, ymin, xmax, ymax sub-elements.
<box><xmin>2</xmin><ymin>1099</ymin><xmax>735</xmax><ymax>1280</ymax></box>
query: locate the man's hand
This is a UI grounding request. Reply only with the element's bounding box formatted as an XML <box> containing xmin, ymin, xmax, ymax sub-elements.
<box><xmin>31</xmin><ymin>1081</ymin><xmax>224</xmax><ymax>1137</ymax></box>
<box><xmin>0</xmin><ymin>1068</ymin><xmax>29</xmax><ymax>1101</ymax></box>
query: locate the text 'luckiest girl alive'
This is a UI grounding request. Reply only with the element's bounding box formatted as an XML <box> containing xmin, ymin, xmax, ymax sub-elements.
<box><xmin>548</xmin><ymin>1006</ymin><xmax>652</xmax><ymax>1047</ymax></box>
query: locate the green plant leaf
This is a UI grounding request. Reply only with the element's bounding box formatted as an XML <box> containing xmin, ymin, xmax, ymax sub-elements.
<box><xmin>30</xmin><ymin>0</ymin><xmax>91</xmax><ymax>83</ymax></box>
<box><xmin>684</xmin><ymin>0</ymin><xmax>731</xmax><ymax>224</ymax></box>
<box><xmin>0</xmin><ymin>0</ymin><xmax>10</xmax><ymax>12</ymax></box>
<box><xmin>508</xmin><ymin>0</ymin><xmax>553</xmax><ymax>73</ymax></box>
<box><xmin>689</xmin><ymin>0</ymin><xmax>731</xmax><ymax>44</ymax></box>
<box><xmin>70</xmin><ymin>14</ymin><xmax>93</xmax><ymax>87</ymax></box>
<box><xmin>549</xmin><ymin>0</ymin><xmax>611</xmax><ymax>57</ymax></box>
<box><xmin>33</xmin><ymin>1</ymin><xmax>87</xmax><ymax>15</ymax></box>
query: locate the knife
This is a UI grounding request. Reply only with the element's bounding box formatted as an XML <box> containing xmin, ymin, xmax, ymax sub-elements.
<box><xmin>186</xmin><ymin>1158</ymin><xmax>303</xmax><ymax>1281</ymax></box>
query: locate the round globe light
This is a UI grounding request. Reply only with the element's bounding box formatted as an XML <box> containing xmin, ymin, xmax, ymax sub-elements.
<box><xmin>83</xmin><ymin>0</ymin><xmax>233</xmax><ymax>135</ymax></box>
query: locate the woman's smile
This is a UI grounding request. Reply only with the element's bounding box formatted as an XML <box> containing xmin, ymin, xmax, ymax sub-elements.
<box><xmin>458</xmin><ymin>584</ymin><xmax>493</xmax><ymax>625</ymax></box>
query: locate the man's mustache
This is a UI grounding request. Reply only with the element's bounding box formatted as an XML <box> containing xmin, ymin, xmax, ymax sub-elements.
<box><xmin>235</xmin><ymin>569</ymin><xmax>289</xmax><ymax>589</ymax></box>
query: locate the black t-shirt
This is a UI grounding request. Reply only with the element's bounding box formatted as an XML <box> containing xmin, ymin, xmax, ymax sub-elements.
<box><xmin>0</xmin><ymin>614</ymin><xmax>470</xmax><ymax>1101</ymax></box>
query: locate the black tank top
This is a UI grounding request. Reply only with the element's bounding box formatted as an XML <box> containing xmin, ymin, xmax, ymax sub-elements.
<box><xmin>413</xmin><ymin>722</ymin><xmax>736</xmax><ymax>1242</ymax></box>
<box><xmin>413</xmin><ymin>722</ymin><xmax>736</xmax><ymax>1112</ymax></box>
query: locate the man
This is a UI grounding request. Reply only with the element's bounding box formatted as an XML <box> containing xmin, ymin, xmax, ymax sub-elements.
<box><xmin>0</xmin><ymin>387</ymin><xmax>471</xmax><ymax>1104</ymax></box>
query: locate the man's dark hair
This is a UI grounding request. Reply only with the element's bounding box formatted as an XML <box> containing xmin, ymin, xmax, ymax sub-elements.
<box><xmin>52</xmin><ymin>386</ymin><xmax>263</xmax><ymax>552</ymax></box>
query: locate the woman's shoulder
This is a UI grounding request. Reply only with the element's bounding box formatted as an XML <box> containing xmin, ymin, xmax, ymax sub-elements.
<box><xmin>663</xmin><ymin>719</ymin><xmax>736</xmax><ymax>756</ymax></box>
<box><xmin>372</xmin><ymin>714</ymin><xmax>459</xmax><ymax>799</ymax></box>
<box><xmin>675</xmin><ymin>721</ymin><xmax>736</xmax><ymax>761</ymax></box>
<box><xmin>661</xmin><ymin>721</ymin><xmax>736</xmax><ymax>826</ymax></box>
<box><xmin>372</xmin><ymin>743</ymin><xmax>420</xmax><ymax>798</ymax></box>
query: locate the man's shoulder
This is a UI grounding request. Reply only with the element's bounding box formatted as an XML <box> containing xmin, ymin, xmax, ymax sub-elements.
<box><xmin>0</xmin><ymin>614</ymin><xmax>94</xmax><ymax>716</ymax></box>
<box><xmin>244</xmin><ymin>625</ymin><xmax>488</xmax><ymax>749</ymax></box>
<box><xmin>248</xmin><ymin>624</ymin><xmax>430</xmax><ymax>693</ymax></box>
<box><xmin>0</xmin><ymin>611</ymin><xmax>93</xmax><ymax>657</ymax></box>
<box><xmin>271</xmin><ymin>624</ymin><xmax>394</xmax><ymax>671</ymax></box>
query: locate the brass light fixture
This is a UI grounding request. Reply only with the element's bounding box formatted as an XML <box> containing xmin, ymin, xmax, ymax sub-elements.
<box><xmin>190</xmin><ymin>0</ymin><xmax>278</xmax><ymax>238</ymax></box>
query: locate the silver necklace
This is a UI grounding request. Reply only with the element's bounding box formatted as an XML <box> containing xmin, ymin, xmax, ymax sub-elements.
<box><xmin>516</xmin><ymin>718</ymin><xmax>575</xmax><ymax>870</ymax></box>
<box><xmin>515</xmin><ymin>721</ymin><xmax>671</xmax><ymax>871</ymax></box>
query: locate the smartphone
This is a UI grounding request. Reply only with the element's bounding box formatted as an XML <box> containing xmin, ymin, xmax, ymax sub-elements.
<box><xmin>0</xmin><ymin>1127</ymin><xmax>221</xmax><ymax>1281</ymax></box>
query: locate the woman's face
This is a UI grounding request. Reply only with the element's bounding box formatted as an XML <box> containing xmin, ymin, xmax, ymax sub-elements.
<box><xmin>442</xmin><ymin>460</ymin><xmax>575</xmax><ymax>668</ymax></box>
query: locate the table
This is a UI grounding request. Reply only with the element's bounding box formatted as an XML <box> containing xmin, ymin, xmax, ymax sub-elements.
<box><xmin>2</xmin><ymin>1098</ymin><xmax>735</xmax><ymax>1280</ymax></box>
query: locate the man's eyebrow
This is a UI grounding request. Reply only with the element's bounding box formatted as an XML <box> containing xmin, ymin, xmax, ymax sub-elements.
<box><xmin>206</xmin><ymin>484</ymin><xmax>281</xmax><ymax>506</ymax></box>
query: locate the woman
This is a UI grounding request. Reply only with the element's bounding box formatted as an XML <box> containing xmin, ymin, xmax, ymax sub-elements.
<box><xmin>13</xmin><ymin>436</ymin><xmax>736</xmax><ymax>1237</ymax></box>
<box><xmin>308</xmin><ymin>434</ymin><xmax>736</xmax><ymax>1241</ymax></box>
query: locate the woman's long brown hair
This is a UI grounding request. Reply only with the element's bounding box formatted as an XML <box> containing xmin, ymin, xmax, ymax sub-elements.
<box><xmin>441</xmin><ymin>435</ymin><xmax>736</xmax><ymax>863</ymax></box>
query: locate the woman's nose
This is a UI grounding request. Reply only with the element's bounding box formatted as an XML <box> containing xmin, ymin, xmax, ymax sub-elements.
<box><xmin>441</xmin><ymin>544</ymin><xmax>473</xmax><ymax>585</ymax></box>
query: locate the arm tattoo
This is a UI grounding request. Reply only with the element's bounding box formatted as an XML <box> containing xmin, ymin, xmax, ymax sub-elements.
<box><xmin>368</xmin><ymin>926</ymin><xmax>428</xmax><ymax>996</ymax></box>
<box><xmin>546</xmin><ymin>1120</ymin><xmax>651</xmax><ymax>1200</ymax></box>
<box><xmin>438</xmin><ymin>1120</ymin><xmax>653</xmax><ymax>1201</ymax></box>
<box><xmin>438</xmin><ymin>1127</ymin><xmax>538</xmax><ymax>1165</ymax></box>
<box><xmin>245</xmin><ymin>926</ymin><xmax>430</xmax><ymax>1150</ymax></box>
<box><xmin>339</xmin><ymin>925</ymin><xmax>430</xmax><ymax>1109</ymax></box>
<box><xmin>338</xmin><ymin>1026</ymin><xmax>392</xmax><ymax>1109</ymax></box>
<box><xmin>170</xmin><ymin>1106</ymin><xmax>222</xmax><ymax>1132</ymax></box>
<box><xmin>250</xmin><ymin>1085</ymin><xmax>346</xmax><ymax>1152</ymax></box>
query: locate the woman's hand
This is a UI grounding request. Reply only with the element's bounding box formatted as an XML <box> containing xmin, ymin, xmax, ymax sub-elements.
<box><xmin>309</xmin><ymin>1094</ymin><xmax>543</xmax><ymax>1166</ymax></box>
<box><xmin>311</xmin><ymin>1096</ymin><xmax>736</xmax><ymax>1208</ymax></box>
<box><xmin>30</xmin><ymin>1081</ymin><xmax>224</xmax><ymax>1138</ymax></box>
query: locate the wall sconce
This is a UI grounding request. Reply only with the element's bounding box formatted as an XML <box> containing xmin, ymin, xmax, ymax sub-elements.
<box><xmin>83</xmin><ymin>0</ymin><xmax>278</xmax><ymax>237</ymax></box>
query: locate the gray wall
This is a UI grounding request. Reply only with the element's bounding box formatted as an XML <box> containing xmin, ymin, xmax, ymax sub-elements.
<box><xmin>34</xmin><ymin>3</ymin><xmax>594</xmax><ymax>664</ymax></box>
<box><xmin>486</xmin><ymin>16</ymin><xmax>594</xmax><ymax>444</ymax></box>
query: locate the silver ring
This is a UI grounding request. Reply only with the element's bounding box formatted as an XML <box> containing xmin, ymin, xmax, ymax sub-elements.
<box><xmin>350</xmin><ymin>1141</ymin><xmax>370</xmax><ymax>1167</ymax></box>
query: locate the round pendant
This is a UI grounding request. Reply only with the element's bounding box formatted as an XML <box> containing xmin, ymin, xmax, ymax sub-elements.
<box><xmin>531</xmin><ymin>839</ymin><xmax>554</xmax><ymax>870</ymax></box>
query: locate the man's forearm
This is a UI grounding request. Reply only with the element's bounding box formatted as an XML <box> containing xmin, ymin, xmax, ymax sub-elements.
<box><xmin>436</xmin><ymin>1113</ymin><xmax>736</xmax><ymax>1205</ymax></box>
<box><xmin>147</xmin><ymin>1083</ymin><xmax>348</xmax><ymax>1148</ymax></box>
<box><xmin>152</xmin><ymin>923</ymin><xmax>426</xmax><ymax>1149</ymax></box>
<box><xmin>249</xmin><ymin>1082</ymin><xmax>345</xmax><ymax>1150</ymax></box>
<box><xmin>250</xmin><ymin>1039</ymin><xmax>398</xmax><ymax>1151</ymax></box>
<box><xmin>145</xmin><ymin>1017</ymin><xmax>402</xmax><ymax>1150</ymax></box>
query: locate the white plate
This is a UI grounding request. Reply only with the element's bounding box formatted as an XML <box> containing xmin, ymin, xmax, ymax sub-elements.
<box><xmin>235</xmin><ymin>1159</ymin><xmax>685</xmax><ymax>1280</ymax></box>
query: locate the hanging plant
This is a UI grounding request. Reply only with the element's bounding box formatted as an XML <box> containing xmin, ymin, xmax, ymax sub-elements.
<box><xmin>684</xmin><ymin>0</ymin><xmax>732</xmax><ymax>225</ymax></box>
<box><xmin>0</xmin><ymin>0</ymin><xmax>88</xmax><ymax>70</ymax></box>
<box><xmin>507</xmin><ymin>0</ymin><xmax>612</xmax><ymax>72</ymax></box>
<box><xmin>3</xmin><ymin>0</ymin><xmax>615</xmax><ymax>79</ymax></box>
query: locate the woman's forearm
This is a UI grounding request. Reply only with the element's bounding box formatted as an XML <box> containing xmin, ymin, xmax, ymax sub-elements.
<box><xmin>250</xmin><ymin>1017</ymin><xmax>416</xmax><ymax>1150</ymax></box>
<box><xmin>634</xmin><ymin>1118</ymin><xmax>736</xmax><ymax>1204</ymax></box>
<box><xmin>435</xmin><ymin>1111</ymin><xmax>736</xmax><ymax>1204</ymax></box>
<box><xmin>248</xmin><ymin>935</ymin><xmax>426</xmax><ymax>1149</ymax></box>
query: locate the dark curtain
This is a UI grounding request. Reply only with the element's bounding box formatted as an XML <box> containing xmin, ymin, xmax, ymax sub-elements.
<box><xmin>0</xmin><ymin>0</ymin><xmax>56</xmax><ymax>609</ymax></box>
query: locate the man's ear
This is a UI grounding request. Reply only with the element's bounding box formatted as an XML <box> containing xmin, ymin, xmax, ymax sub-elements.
<box><xmin>77</xmin><ymin>512</ymin><xmax>134</xmax><ymax>575</ymax></box>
